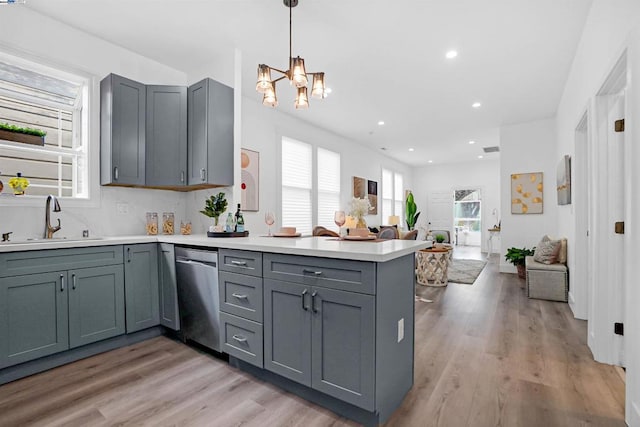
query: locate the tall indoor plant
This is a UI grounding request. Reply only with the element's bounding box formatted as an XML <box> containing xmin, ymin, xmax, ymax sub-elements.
<box><xmin>405</xmin><ymin>191</ymin><xmax>420</xmax><ymax>230</ymax></box>
<box><xmin>504</xmin><ymin>246</ymin><xmax>535</xmax><ymax>279</ymax></box>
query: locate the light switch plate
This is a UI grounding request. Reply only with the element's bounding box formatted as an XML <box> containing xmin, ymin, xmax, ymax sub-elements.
<box><xmin>398</xmin><ymin>318</ymin><xmax>404</xmax><ymax>343</ymax></box>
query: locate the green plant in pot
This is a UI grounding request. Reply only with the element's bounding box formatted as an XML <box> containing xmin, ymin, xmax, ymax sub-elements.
<box><xmin>504</xmin><ymin>246</ymin><xmax>535</xmax><ymax>279</ymax></box>
<box><xmin>200</xmin><ymin>192</ymin><xmax>228</xmax><ymax>228</ymax></box>
<box><xmin>405</xmin><ymin>191</ymin><xmax>420</xmax><ymax>230</ymax></box>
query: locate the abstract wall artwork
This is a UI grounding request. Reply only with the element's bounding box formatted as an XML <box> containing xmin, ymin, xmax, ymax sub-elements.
<box><xmin>241</xmin><ymin>148</ymin><xmax>259</xmax><ymax>211</ymax></box>
<box><xmin>367</xmin><ymin>180</ymin><xmax>378</xmax><ymax>215</ymax></box>
<box><xmin>511</xmin><ymin>172</ymin><xmax>543</xmax><ymax>214</ymax></box>
<box><xmin>353</xmin><ymin>176</ymin><xmax>366</xmax><ymax>198</ymax></box>
<box><xmin>557</xmin><ymin>155</ymin><xmax>571</xmax><ymax>205</ymax></box>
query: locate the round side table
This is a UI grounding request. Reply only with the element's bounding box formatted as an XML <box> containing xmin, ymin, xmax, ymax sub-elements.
<box><xmin>416</xmin><ymin>248</ymin><xmax>451</xmax><ymax>287</ymax></box>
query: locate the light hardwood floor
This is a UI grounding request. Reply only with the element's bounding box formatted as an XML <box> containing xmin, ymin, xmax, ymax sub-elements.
<box><xmin>0</xmin><ymin>258</ymin><xmax>625</xmax><ymax>427</ymax></box>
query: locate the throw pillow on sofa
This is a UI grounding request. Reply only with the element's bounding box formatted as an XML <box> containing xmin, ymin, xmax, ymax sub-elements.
<box><xmin>533</xmin><ymin>235</ymin><xmax>562</xmax><ymax>264</ymax></box>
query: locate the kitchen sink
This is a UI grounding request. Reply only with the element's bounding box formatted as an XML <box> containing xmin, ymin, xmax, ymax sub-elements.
<box><xmin>0</xmin><ymin>237</ymin><xmax>105</xmax><ymax>245</ymax></box>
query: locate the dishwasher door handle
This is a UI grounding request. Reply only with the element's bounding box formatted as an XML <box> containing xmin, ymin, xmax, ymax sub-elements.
<box><xmin>176</xmin><ymin>259</ymin><xmax>217</xmax><ymax>269</ymax></box>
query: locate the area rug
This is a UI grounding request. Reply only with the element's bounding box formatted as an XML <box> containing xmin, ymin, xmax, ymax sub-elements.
<box><xmin>448</xmin><ymin>259</ymin><xmax>487</xmax><ymax>285</ymax></box>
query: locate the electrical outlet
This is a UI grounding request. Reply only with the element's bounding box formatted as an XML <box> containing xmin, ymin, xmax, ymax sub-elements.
<box><xmin>398</xmin><ymin>318</ymin><xmax>404</xmax><ymax>343</ymax></box>
<box><xmin>116</xmin><ymin>202</ymin><xmax>129</xmax><ymax>214</ymax></box>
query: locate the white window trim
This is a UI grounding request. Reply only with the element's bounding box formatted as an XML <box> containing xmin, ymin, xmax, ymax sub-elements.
<box><xmin>382</xmin><ymin>167</ymin><xmax>405</xmax><ymax>227</ymax></box>
<box><xmin>0</xmin><ymin>47</ymin><xmax>100</xmax><ymax>208</ymax></box>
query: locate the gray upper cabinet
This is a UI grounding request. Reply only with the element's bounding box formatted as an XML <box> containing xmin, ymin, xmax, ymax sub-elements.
<box><xmin>187</xmin><ymin>78</ymin><xmax>234</xmax><ymax>187</ymax></box>
<box><xmin>146</xmin><ymin>86</ymin><xmax>187</xmax><ymax>187</ymax></box>
<box><xmin>0</xmin><ymin>272</ymin><xmax>69</xmax><ymax>369</ymax></box>
<box><xmin>124</xmin><ymin>244</ymin><xmax>160</xmax><ymax>333</ymax></box>
<box><xmin>101</xmin><ymin>74</ymin><xmax>146</xmax><ymax>186</ymax></box>
<box><xmin>68</xmin><ymin>265</ymin><xmax>126</xmax><ymax>348</ymax></box>
<box><xmin>158</xmin><ymin>243</ymin><xmax>180</xmax><ymax>330</ymax></box>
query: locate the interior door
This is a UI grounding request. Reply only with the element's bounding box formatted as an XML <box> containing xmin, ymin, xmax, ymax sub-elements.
<box><xmin>427</xmin><ymin>190</ymin><xmax>454</xmax><ymax>238</ymax></box>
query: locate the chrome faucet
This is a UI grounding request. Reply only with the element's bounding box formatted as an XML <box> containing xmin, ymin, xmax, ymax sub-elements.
<box><xmin>45</xmin><ymin>195</ymin><xmax>62</xmax><ymax>239</ymax></box>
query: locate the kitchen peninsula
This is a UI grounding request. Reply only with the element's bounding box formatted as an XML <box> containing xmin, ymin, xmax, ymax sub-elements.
<box><xmin>0</xmin><ymin>235</ymin><xmax>428</xmax><ymax>426</ymax></box>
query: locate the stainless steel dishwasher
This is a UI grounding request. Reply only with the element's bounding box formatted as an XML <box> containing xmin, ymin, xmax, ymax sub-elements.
<box><xmin>175</xmin><ymin>247</ymin><xmax>221</xmax><ymax>352</ymax></box>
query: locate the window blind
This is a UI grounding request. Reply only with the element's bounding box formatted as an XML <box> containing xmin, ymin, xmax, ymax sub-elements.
<box><xmin>395</xmin><ymin>172</ymin><xmax>404</xmax><ymax>227</ymax></box>
<box><xmin>282</xmin><ymin>137</ymin><xmax>312</xmax><ymax>235</ymax></box>
<box><xmin>317</xmin><ymin>147</ymin><xmax>340</xmax><ymax>229</ymax></box>
<box><xmin>382</xmin><ymin>169</ymin><xmax>393</xmax><ymax>223</ymax></box>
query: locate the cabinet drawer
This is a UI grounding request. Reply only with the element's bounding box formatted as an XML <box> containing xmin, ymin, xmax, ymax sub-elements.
<box><xmin>219</xmin><ymin>271</ymin><xmax>263</xmax><ymax>322</ymax></box>
<box><xmin>219</xmin><ymin>249</ymin><xmax>262</xmax><ymax>277</ymax></box>
<box><xmin>220</xmin><ymin>312</ymin><xmax>263</xmax><ymax>368</ymax></box>
<box><xmin>263</xmin><ymin>253</ymin><xmax>375</xmax><ymax>295</ymax></box>
<box><xmin>0</xmin><ymin>246</ymin><xmax>124</xmax><ymax>278</ymax></box>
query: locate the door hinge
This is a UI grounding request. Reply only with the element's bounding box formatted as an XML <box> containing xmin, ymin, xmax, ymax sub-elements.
<box><xmin>615</xmin><ymin>222</ymin><xmax>624</xmax><ymax>234</ymax></box>
<box><xmin>615</xmin><ymin>119</ymin><xmax>625</xmax><ymax>132</ymax></box>
<box><xmin>614</xmin><ymin>322</ymin><xmax>624</xmax><ymax>336</ymax></box>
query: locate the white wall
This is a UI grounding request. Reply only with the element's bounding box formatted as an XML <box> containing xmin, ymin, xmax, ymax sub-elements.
<box><xmin>186</xmin><ymin>96</ymin><xmax>414</xmax><ymax>235</ymax></box>
<box><xmin>0</xmin><ymin>7</ymin><xmax>190</xmax><ymax>239</ymax></box>
<box><xmin>412</xmin><ymin>158</ymin><xmax>500</xmax><ymax>252</ymax></box>
<box><xmin>499</xmin><ymin>118</ymin><xmax>557</xmax><ymax>273</ymax></box>
<box><xmin>554</xmin><ymin>1</ymin><xmax>640</xmax><ymax>424</ymax></box>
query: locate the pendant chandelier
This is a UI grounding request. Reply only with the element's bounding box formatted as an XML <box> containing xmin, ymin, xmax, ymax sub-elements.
<box><xmin>256</xmin><ymin>0</ymin><xmax>326</xmax><ymax>109</ymax></box>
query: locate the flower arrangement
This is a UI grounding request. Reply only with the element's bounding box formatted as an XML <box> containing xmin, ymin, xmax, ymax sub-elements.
<box><xmin>348</xmin><ymin>197</ymin><xmax>372</xmax><ymax>228</ymax></box>
<box><xmin>8</xmin><ymin>173</ymin><xmax>29</xmax><ymax>195</ymax></box>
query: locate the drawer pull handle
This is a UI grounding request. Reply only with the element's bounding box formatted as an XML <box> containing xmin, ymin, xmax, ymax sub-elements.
<box><xmin>303</xmin><ymin>269</ymin><xmax>323</xmax><ymax>276</ymax></box>
<box><xmin>301</xmin><ymin>289</ymin><xmax>308</xmax><ymax>311</ymax></box>
<box><xmin>232</xmin><ymin>293</ymin><xmax>248</xmax><ymax>300</ymax></box>
<box><xmin>232</xmin><ymin>334</ymin><xmax>248</xmax><ymax>343</ymax></box>
<box><xmin>311</xmin><ymin>291</ymin><xmax>318</xmax><ymax>313</ymax></box>
<box><xmin>231</xmin><ymin>260</ymin><xmax>248</xmax><ymax>266</ymax></box>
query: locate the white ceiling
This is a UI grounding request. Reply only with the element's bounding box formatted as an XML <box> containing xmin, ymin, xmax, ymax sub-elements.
<box><xmin>24</xmin><ymin>0</ymin><xmax>593</xmax><ymax>166</ymax></box>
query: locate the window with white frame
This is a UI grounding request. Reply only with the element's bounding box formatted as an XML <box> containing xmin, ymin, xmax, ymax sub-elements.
<box><xmin>317</xmin><ymin>147</ymin><xmax>340</xmax><ymax>229</ymax></box>
<box><xmin>382</xmin><ymin>168</ymin><xmax>404</xmax><ymax>227</ymax></box>
<box><xmin>281</xmin><ymin>137</ymin><xmax>341</xmax><ymax>235</ymax></box>
<box><xmin>0</xmin><ymin>54</ymin><xmax>89</xmax><ymax>198</ymax></box>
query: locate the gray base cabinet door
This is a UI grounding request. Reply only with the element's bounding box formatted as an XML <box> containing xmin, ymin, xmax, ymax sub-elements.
<box><xmin>124</xmin><ymin>244</ymin><xmax>160</xmax><ymax>333</ymax></box>
<box><xmin>311</xmin><ymin>287</ymin><xmax>375</xmax><ymax>411</ymax></box>
<box><xmin>159</xmin><ymin>243</ymin><xmax>180</xmax><ymax>330</ymax></box>
<box><xmin>264</xmin><ymin>279</ymin><xmax>312</xmax><ymax>386</ymax></box>
<box><xmin>68</xmin><ymin>265</ymin><xmax>125</xmax><ymax>348</ymax></box>
<box><xmin>0</xmin><ymin>272</ymin><xmax>69</xmax><ymax>368</ymax></box>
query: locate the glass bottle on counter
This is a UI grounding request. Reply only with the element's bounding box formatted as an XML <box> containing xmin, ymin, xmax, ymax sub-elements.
<box><xmin>225</xmin><ymin>212</ymin><xmax>235</xmax><ymax>232</ymax></box>
<box><xmin>236</xmin><ymin>207</ymin><xmax>245</xmax><ymax>233</ymax></box>
<box><xmin>234</xmin><ymin>204</ymin><xmax>242</xmax><ymax>232</ymax></box>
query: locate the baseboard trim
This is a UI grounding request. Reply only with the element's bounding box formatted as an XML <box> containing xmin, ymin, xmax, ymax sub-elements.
<box><xmin>0</xmin><ymin>326</ymin><xmax>163</xmax><ymax>386</ymax></box>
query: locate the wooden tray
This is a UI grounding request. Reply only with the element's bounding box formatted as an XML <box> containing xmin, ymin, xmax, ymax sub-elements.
<box><xmin>207</xmin><ymin>231</ymin><xmax>249</xmax><ymax>238</ymax></box>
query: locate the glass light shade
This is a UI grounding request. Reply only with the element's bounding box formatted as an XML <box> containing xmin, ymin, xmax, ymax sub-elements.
<box><xmin>311</xmin><ymin>72</ymin><xmax>325</xmax><ymax>98</ymax></box>
<box><xmin>256</xmin><ymin>64</ymin><xmax>272</xmax><ymax>93</ymax></box>
<box><xmin>262</xmin><ymin>83</ymin><xmax>278</xmax><ymax>107</ymax></box>
<box><xmin>294</xmin><ymin>86</ymin><xmax>309</xmax><ymax>109</ymax></box>
<box><xmin>291</xmin><ymin>57</ymin><xmax>308</xmax><ymax>88</ymax></box>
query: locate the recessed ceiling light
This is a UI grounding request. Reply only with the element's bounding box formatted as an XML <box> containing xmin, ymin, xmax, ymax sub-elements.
<box><xmin>378</xmin><ymin>121</ymin><xmax>385</xmax><ymax>126</ymax></box>
<box><xmin>478</xmin><ymin>155</ymin><xmax>484</xmax><ymax>159</ymax></box>
<box><xmin>445</xmin><ymin>50</ymin><xmax>458</xmax><ymax>59</ymax></box>
<box><xmin>468</xmin><ymin>140</ymin><xmax>476</xmax><ymax>145</ymax></box>
<box><xmin>428</xmin><ymin>160</ymin><xmax>433</xmax><ymax>163</ymax></box>
<box><xmin>408</xmin><ymin>148</ymin><xmax>414</xmax><ymax>152</ymax></box>
<box><xmin>472</xmin><ymin>102</ymin><xmax>482</xmax><ymax>108</ymax></box>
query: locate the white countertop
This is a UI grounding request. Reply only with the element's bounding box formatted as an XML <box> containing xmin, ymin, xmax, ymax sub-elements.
<box><xmin>0</xmin><ymin>234</ymin><xmax>430</xmax><ymax>262</ymax></box>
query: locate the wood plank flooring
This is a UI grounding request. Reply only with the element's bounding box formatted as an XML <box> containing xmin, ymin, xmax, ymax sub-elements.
<box><xmin>0</xmin><ymin>254</ymin><xmax>625</xmax><ymax>427</ymax></box>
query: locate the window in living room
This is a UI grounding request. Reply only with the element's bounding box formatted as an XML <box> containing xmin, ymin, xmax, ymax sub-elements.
<box><xmin>453</xmin><ymin>189</ymin><xmax>481</xmax><ymax>246</ymax></box>
<box><xmin>382</xmin><ymin>168</ymin><xmax>404</xmax><ymax>227</ymax></box>
<box><xmin>0</xmin><ymin>53</ymin><xmax>89</xmax><ymax>199</ymax></box>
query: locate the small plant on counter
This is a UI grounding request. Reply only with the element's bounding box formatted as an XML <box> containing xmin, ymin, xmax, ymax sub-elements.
<box><xmin>0</xmin><ymin>122</ymin><xmax>47</xmax><ymax>137</ymax></box>
<box><xmin>200</xmin><ymin>192</ymin><xmax>228</xmax><ymax>226</ymax></box>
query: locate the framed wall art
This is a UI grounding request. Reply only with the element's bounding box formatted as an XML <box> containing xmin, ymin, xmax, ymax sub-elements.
<box><xmin>367</xmin><ymin>180</ymin><xmax>378</xmax><ymax>215</ymax></box>
<box><xmin>241</xmin><ymin>148</ymin><xmax>259</xmax><ymax>211</ymax></box>
<box><xmin>353</xmin><ymin>176</ymin><xmax>366</xmax><ymax>198</ymax></box>
<box><xmin>557</xmin><ymin>155</ymin><xmax>571</xmax><ymax>205</ymax></box>
<box><xmin>511</xmin><ymin>172</ymin><xmax>543</xmax><ymax>214</ymax></box>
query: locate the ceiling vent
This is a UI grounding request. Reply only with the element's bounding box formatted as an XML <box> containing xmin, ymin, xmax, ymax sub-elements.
<box><xmin>483</xmin><ymin>146</ymin><xmax>500</xmax><ymax>153</ymax></box>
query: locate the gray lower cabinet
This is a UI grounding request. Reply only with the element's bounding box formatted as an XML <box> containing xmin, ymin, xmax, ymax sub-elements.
<box><xmin>124</xmin><ymin>244</ymin><xmax>160</xmax><ymax>333</ymax></box>
<box><xmin>264</xmin><ymin>272</ymin><xmax>375</xmax><ymax>410</ymax></box>
<box><xmin>158</xmin><ymin>243</ymin><xmax>180</xmax><ymax>330</ymax></box>
<box><xmin>68</xmin><ymin>265</ymin><xmax>126</xmax><ymax>348</ymax></box>
<box><xmin>101</xmin><ymin>73</ymin><xmax>146</xmax><ymax>186</ymax></box>
<box><xmin>0</xmin><ymin>271</ymin><xmax>69</xmax><ymax>369</ymax></box>
<box><xmin>146</xmin><ymin>85</ymin><xmax>187</xmax><ymax>187</ymax></box>
<box><xmin>187</xmin><ymin>78</ymin><xmax>234</xmax><ymax>187</ymax></box>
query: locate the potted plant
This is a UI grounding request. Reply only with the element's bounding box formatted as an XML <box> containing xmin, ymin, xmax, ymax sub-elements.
<box><xmin>200</xmin><ymin>192</ymin><xmax>228</xmax><ymax>231</ymax></box>
<box><xmin>405</xmin><ymin>191</ymin><xmax>420</xmax><ymax>230</ymax></box>
<box><xmin>0</xmin><ymin>122</ymin><xmax>46</xmax><ymax>146</ymax></box>
<box><xmin>504</xmin><ymin>246</ymin><xmax>535</xmax><ymax>279</ymax></box>
<box><xmin>434</xmin><ymin>234</ymin><xmax>446</xmax><ymax>249</ymax></box>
